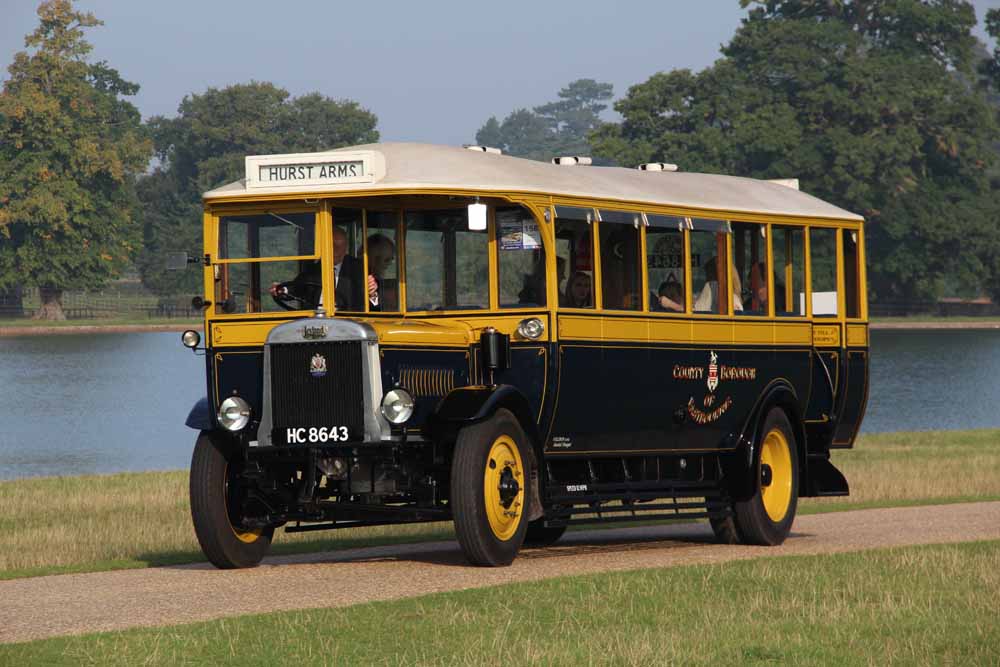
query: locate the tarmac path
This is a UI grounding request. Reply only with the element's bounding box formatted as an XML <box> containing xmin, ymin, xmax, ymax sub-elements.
<box><xmin>2</xmin><ymin>501</ymin><xmax>998</xmax><ymax>644</ymax></box>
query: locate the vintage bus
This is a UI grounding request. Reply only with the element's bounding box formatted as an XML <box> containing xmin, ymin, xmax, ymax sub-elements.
<box><xmin>180</xmin><ymin>143</ymin><xmax>868</xmax><ymax>568</ymax></box>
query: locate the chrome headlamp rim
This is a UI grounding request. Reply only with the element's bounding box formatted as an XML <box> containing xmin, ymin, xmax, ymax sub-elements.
<box><xmin>380</xmin><ymin>387</ymin><xmax>415</xmax><ymax>425</ymax></box>
<box><xmin>181</xmin><ymin>329</ymin><xmax>201</xmax><ymax>348</ymax></box>
<box><xmin>516</xmin><ymin>317</ymin><xmax>545</xmax><ymax>340</ymax></box>
<box><xmin>217</xmin><ymin>396</ymin><xmax>251</xmax><ymax>432</ymax></box>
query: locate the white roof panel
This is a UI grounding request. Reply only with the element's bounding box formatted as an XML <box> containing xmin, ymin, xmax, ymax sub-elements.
<box><xmin>203</xmin><ymin>142</ymin><xmax>863</xmax><ymax>222</ymax></box>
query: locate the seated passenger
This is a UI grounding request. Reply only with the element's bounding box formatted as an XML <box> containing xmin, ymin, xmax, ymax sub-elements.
<box><xmin>652</xmin><ymin>279</ymin><xmax>684</xmax><ymax>312</ymax></box>
<box><xmin>518</xmin><ymin>256</ymin><xmax>562</xmax><ymax>306</ymax></box>
<box><xmin>366</xmin><ymin>233</ymin><xmax>396</xmax><ymax>309</ymax></box>
<box><xmin>694</xmin><ymin>256</ymin><xmax>743</xmax><ymax>313</ymax></box>
<box><xmin>562</xmin><ymin>271</ymin><xmax>592</xmax><ymax>308</ymax></box>
<box><xmin>742</xmin><ymin>262</ymin><xmax>787</xmax><ymax>313</ymax></box>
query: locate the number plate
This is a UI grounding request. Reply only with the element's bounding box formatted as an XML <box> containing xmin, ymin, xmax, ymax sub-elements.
<box><xmin>277</xmin><ymin>426</ymin><xmax>351</xmax><ymax>445</ymax></box>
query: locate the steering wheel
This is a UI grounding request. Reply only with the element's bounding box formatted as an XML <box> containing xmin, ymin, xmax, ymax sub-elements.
<box><xmin>270</xmin><ymin>278</ymin><xmax>321</xmax><ymax>311</ymax></box>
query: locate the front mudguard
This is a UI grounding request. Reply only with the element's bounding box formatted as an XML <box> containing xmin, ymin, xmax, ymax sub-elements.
<box><xmin>431</xmin><ymin>384</ymin><xmax>544</xmax><ymax>521</ymax></box>
<box><xmin>185</xmin><ymin>397</ymin><xmax>214</xmax><ymax>430</ymax></box>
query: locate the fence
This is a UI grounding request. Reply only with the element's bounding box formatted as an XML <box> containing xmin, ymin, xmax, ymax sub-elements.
<box><xmin>0</xmin><ymin>283</ymin><xmax>198</xmax><ymax>320</ymax></box>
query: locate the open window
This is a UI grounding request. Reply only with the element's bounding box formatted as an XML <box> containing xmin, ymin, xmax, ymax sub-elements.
<box><xmin>733</xmin><ymin>222</ymin><xmax>768</xmax><ymax>315</ymax></box>
<box><xmin>554</xmin><ymin>207</ymin><xmax>595</xmax><ymax>309</ymax></box>
<box><xmin>597</xmin><ymin>210</ymin><xmax>642</xmax><ymax>311</ymax></box>
<box><xmin>690</xmin><ymin>218</ymin><xmax>735</xmax><ymax>315</ymax></box>
<box><xmin>645</xmin><ymin>215</ymin><xmax>686</xmax><ymax>313</ymax></box>
<box><xmin>771</xmin><ymin>225</ymin><xmax>806</xmax><ymax>317</ymax></box>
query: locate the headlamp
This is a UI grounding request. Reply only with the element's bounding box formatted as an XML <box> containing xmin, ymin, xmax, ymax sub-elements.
<box><xmin>381</xmin><ymin>388</ymin><xmax>415</xmax><ymax>425</ymax></box>
<box><xmin>217</xmin><ymin>396</ymin><xmax>251</xmax><ymax>431</ymax></box>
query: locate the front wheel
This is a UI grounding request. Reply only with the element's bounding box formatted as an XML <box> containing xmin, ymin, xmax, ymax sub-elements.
<box><xmin>711</xmin><ymin>408</ymin><xmax>798</xmax><ymax>546</ymax></box>
<box><xmin>190</xmin><ymin>431</ymin><xmax>274</xmax><ymax>569</ymax></box>
<box><xmin>451</xmin><ymin>409</ymin><xmax>532</xmax><ymax>566</ymax></box>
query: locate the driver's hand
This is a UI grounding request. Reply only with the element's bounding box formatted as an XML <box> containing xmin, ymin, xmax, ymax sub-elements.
<box><xmin>367</xmin><ymin>275</ymin><xmax>378</xmax><ymax>298</ymax></box>
<box><xmin>269</xmin><ymin>282</ymin><xmax>287</xmax><ymax>297</ymax></box>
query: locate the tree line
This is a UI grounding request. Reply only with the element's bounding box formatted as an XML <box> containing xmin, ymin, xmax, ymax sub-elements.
<box><xmin>2</xmin><ymin>0</ymin><xmax>1000</xmax><ymax>318</ymax></box>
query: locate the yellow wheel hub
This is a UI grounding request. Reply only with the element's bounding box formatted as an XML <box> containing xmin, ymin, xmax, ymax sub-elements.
<box><xmin>760</xmin><ymin>428</ymin><xmax>793</xmax><ymax>522</ymax></box>
<box><xmin>483</xmin><ymin>435</ymin><xmax>525</xmax><ymax>541</ymax></box>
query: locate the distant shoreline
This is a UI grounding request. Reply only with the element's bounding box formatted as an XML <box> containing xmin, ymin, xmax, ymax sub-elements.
<box><xmin>2</xmin><ymin>318</ymin><xmax>999</xmax><ymax>337</ymax></box>
<box><xmin>0</xmin><ymin>323</ymin><xmax>202</xmax><ymax>338</ymax></box>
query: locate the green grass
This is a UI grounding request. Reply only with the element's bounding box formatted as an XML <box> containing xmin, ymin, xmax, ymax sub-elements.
<box><xmin>3</xmin><ymin>540</ymin><xmax>998</xmax><ymax>665</ymax></box>
<box><xmin>1</xmin><ymin>429</ymin><xmax>997</xmax><ymax>581</ymax></box>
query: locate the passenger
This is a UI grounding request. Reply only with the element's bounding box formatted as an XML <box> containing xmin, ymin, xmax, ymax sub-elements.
<box><xmin>652</xmin><ymin>280</ymin><xmax>684</xmax><ymax>312</ymax></box>
<box><xmin>518</xmin><ymin>256</ymin><xmax>563</xmax><ymax>306</ymax></box>
<box><xmin>562</xmin><ymin>271</ymin><xmax>592</xmax><ymax>308</ymax></box>
<box><xmin>694</xmin><ymin>256</ymin><xmax>743</xmax><ymax>313</ymax></box>
<box><xmin>366</xmin><ymin>233</ymin><xmax>396</xmax><ymax>309</ymax></box>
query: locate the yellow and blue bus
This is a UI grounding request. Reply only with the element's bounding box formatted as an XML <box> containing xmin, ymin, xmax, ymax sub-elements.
<box><xmin>180</xmin><ymin>142</ymin><xmax>867</xmax><ymax>567</ymax></box>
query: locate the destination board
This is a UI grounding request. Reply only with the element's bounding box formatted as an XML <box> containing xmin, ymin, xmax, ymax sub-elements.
<box><xmin>245</xmin><ymin>151</ymin><xmax>378</xmax><ymax>189</ymax></box>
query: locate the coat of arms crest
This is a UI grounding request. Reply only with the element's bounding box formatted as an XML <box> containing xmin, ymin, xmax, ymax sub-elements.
<box><xmin>309</xmin><ymin>353</ymin><xmax>327</xmax><ymax>378</ymax></box>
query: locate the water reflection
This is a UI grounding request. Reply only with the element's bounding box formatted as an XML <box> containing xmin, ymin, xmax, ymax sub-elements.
<box><xmin>0</xmin><ymin>329</ymin><xmax>997</xmax><ymax>479</ymax></box>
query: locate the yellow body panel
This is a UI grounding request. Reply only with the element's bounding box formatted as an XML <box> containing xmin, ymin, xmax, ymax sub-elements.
<box><xmin>846</xmin><ymin>324</ymin><xmax>868</xmax><ymax>347</ymax></box>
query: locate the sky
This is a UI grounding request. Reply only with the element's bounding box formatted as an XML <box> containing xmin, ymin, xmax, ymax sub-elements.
<box><xmin>2</xmin><ymin>0</ymin><xmax>1000</xmax><ymax>147</ymax></box>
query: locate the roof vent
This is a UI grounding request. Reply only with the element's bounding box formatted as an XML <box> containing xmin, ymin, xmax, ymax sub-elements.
<box><xmin>464</xmin><ymin>144</ymin><xmax>502</xmax><ymax>155</ymax></box>
<box><xmin>638</xmin><ymin>162</ymin><xmax>678</xmax><ymax>172</ymax></box>
<box><xmin>768</xmin><ymin>178</ymin><xmax>800</xmax><ymax>190</ymax></box>
<box><xmin>552</xmin><ymin>156</ymin><xmax>592</xmax><ymax>166</ymax></box>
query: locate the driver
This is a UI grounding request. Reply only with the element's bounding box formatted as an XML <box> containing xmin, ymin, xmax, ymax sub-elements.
<box><xmin>270</xmin><ymin>227</ymin><xmax>378</xmax><ymax>311</ymax></box>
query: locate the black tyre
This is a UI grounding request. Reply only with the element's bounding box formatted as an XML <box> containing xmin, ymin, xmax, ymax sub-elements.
<box><xmin>190</xmin><ymin>431</ymin><xmax>274</xmax><ymax>569</ymax></box>
<box><xmin>451</xmin><ymin>409</ymin><xmax>531</xmax><ymax>566</ymax></box>
<box><xmin>523</xmin><ymin>519</ymin><xmax>567</xmax><ymax>548</ymax></box>
<box><xmin>711</xmin><ymin>408</ymin><xmax>798</xmax><ymax>546</ymax></box>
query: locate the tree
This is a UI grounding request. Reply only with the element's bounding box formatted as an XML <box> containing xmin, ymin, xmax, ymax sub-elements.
<box><xmin>474</xmin><ymin>78</ymin><xmax>613</xmax><ymax>161</ymax></box>
<box><xmin>593</xmin><ymin>1</ymin><xmax>1000</xmax><ymax>302</ymax></box>
<box><xmin>0</xmin><ymin>1</ymin><xmax>151</xmax><ymax>319</ymax></box>
<box><xmin>137</xmin><ymin>83</ymin><xmax>379</xmax><ymax>296</ymax></box>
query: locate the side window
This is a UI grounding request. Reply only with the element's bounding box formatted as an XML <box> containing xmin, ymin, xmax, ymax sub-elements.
<box><xmin>733</xmin><ymin>222</ymin><xmax>768</xmax><ymax>315</ymax></box>
<box><xmin>810</xmin><ymin>228</ymin><xmax>839</xmax><ymax>316</ymax></box>
<box><xmin>690</xmin><ymin>220</ymin><xmax>734</xmax><ymax>315</ymax></box>
<box><xmin>771</xmin><ymin>226</ymin><xmax>806</xmax><ymax>316</ymax></box>
<box><xmin>404</xmin><ymin>209</ymin><xmax>488</xmax><ymax>311</ymax></box>
<box><xmin>843</xmin><ymin>229</ymin><xmax>860</xmax><ymax>318</ymax></box>
<box><xmin>367</xmin><ymin>211</ymin><xmax>399</xmax><ymax>312</ymax></box>
<box><xmin>331</xmin><ymin>208</ymin><xmax>365</xmax><ymax>312</ymax></box>
<box><xmin>497</xmin><ymin>207</ymin><xmax>546</xmax><ymax>307</ymax></box>
<box><xmin>555</xmin><ymin>217</ymin><xmax>594</xmax><ymax>309</ymax></box>
<box><xmin>598</xmin><ymin>216</ymin><xmax>642</xmax><ymax>311</ymax></box>
<box><xmin>646</xmin><ymin>217</ymin><xmax>685</xmax><ymax>313</ymax></box>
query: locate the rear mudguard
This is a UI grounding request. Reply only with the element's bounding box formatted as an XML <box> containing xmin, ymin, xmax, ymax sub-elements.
<box><xmin>722</xmin><ymin>380</ymin><xmax>809</xmax><ymax>501</ymax></box>
<box><xmin>185</xmin><ymin>397</ymin><xmax>214</xmax><ymax>430</ymax></box>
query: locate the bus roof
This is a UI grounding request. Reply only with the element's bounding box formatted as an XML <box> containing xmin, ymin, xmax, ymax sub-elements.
<box><xmin>203</xmin><ymin>142</ymin><xmax>864</xmax><ymax>223</ymax></box>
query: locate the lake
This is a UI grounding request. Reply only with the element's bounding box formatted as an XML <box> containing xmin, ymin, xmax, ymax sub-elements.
<box><xmin>1</xmin><ymin>329</ymin><xmax>997</xmax><ymax>480</ymax></box>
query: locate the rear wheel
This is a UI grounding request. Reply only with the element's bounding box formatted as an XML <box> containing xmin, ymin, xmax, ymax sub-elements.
<box><xmin>190</xmin><ymin>431</ymin><xmax>274</xmax><ymax>569</ymax></box>
<box><xmin>711</xmin><ymin>408</ymin><xmax>798</xmax><ymax>546</ymax></box>
<box><xmin>451</xmin><ymin>409</ymin><xmax>531</xmax><ymax>566</ymax></box>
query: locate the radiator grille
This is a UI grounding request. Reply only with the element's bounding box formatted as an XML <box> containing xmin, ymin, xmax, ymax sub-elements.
<box><xmin>269</xmin><ymin>341</ymin><xmax>364</xmax><ymax>444</ymax></box>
